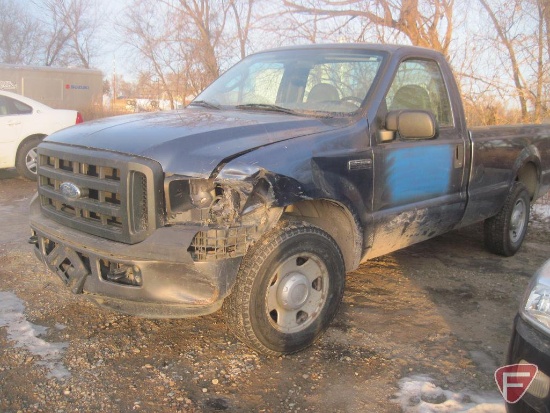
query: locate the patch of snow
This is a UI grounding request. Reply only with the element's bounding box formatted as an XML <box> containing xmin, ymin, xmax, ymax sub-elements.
<box><xmin>531</xmin><ymin>201</ymin><xmax>550</xmax><ymax>231</ymax></box>
<box><xmin>0</xmin><ymin>291</ymin><xmax>70</xmax><ymax>380</ymax></box>
<box><xmin>395</xmin><ymin>375</ymin><xmax>505</xmax><ymax>413</ymax></box>
<box><xmin>532</xmin><ymin>203</ymin><xmax>550</xmax><ymax>220</ymax></box>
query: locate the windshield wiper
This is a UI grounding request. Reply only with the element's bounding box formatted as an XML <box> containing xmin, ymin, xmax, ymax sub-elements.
<box><xmin>235</xmin><ymin>103</ymin><xmax>297</xmax><ymax>115</ymax></box>
<box><xmin>189</xmin><ymin>100</ymin><xmax>221</xmax><ymax>110</ymax></box>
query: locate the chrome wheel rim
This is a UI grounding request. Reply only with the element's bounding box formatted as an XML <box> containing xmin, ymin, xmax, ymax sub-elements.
<box><xmin>266</xmin><ymin>253</ymin><xmax>329</xmax><ymax>333</ymax></box>
<box><xmin>509</xmin><ymin>198</ymin><xmax>527</xmax><ymax>243</ymax></box>
<box><xmin>25</xmin><ymin>147</ymin><xmax>38</xmax><ymax>174</ymax></box>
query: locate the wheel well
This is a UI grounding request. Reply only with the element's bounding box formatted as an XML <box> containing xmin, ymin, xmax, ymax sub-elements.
<box><xmin>282</xmin><ymin>199</ymin><xmax>362</xmax><ymax>272</ymax></box>
<box><xmin>15</xmin><ymin>134</ymin><xmax>46</xmax><ymax>162</ymax></box>
<box><xmin>516</xmin><ymin>162</ymin><xmax>538</xmax><ymax>200</ymax></box>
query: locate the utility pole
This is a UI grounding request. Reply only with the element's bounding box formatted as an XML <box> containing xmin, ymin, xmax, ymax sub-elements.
<box><xmin>112</xmin><ymin>57</ymin><xmax>116</xmax><ymax>110</ymax></box>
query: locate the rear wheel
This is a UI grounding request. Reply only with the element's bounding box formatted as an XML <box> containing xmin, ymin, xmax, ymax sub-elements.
<box><xmin>16</xmin><ymin>136</ymin><xmax>44</xmax><ymax>181</ymax></box>
<box><xmin>484</xmin><ymin>182</ymin><xmax>530</xmax><ymax>256</ymax></box>
<box><xmin>224</xmin><ymin>221</ymin><xmax>345</xmax><ymax>355</ymax></box>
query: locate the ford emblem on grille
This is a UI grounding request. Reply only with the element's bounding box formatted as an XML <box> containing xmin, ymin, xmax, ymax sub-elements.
<box><xmin>60</xmin><ymin>182</ymin><xmax>82</xmax><ymax>200</ymax></box>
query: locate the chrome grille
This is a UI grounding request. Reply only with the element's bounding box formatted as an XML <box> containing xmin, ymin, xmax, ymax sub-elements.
<box><xmin>37</xmin><ymin>143</ymin><xmax>162</xmax><ymax>244</ymax></box>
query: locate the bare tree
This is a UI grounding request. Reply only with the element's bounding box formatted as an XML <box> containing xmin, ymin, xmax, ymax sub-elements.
<box><xmin>37</xmin><ymin>0</ymin><xmax>72</xmax><ymax>66</ymax></box>
<box><xmin>478</xmin><ymin>0</ymin><xmax>529</xmax><ymax>120</ymax></box>
<box><xmin>533</xmin><ymin>1</ymin><xmax>546</xmax><ymax>121</ymax></box>
<box><xmin>61</xmin><ymin>0</ymin><xmax>104</xmax><ymax>68</ymax></box>
<box><xmin>172</xmin><ymin>0</ymin><xmax>233</xmax><ymax>81</ymax></box>
<box><xmin>478</xmin><ymin>0</ymin><xmax>549</xmax><ymax>122</ymax></box>
<box><xmin>230</xmin><ymin>0</ymin><xmax>255</xmax><ymax>59</ymax></box>
<box><xmin>0</xmin><ymin>0</ymin><xmax>43</xmax><ymax>64</ymax></box>
<box><xmin>542</xmin><ymin>0</ymin><xmax>550</xmax><ymax>59</ymax></box>
<box><xmin>121</xmin><ymin>0</ymin><xmax>182</xmax><ymax>107</ymax></box>
<box><xmin>543</xmin><ymin>8</ymin><xmax>550</xmax><ymax>118</ymax></box>
<box><xmin>281</xmin><ymin>0</ymin><xmax>455</xmax><ymax>57</ymax></box>
<box><xmin>271</xmin><ymin>3</ymin><xmax>360</xmax><ymax>45</ymax></box>
<box><xmin>33</xmin><ymin>0</ymin><xmax>104</xmax><ymax>68</ymax></box>
<box><xmin>120</xmin><ymin>0</ymin><xmax>262</xmax><ymax>108</ymax></box>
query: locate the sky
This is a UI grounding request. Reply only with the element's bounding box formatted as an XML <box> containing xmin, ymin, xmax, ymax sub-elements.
<box><xmin>25</xmin><ymin>0</ymin><xmax>135</xmax><ymax>80</ymax></box>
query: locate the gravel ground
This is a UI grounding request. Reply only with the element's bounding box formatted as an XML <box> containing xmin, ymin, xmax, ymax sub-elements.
<box><xmin>0</xmin><ymin>168</ymin><xmax>548</xmax><ymax>413</ymax></box>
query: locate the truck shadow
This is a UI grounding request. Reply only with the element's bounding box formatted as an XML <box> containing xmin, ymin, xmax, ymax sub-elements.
<box><xmin>330</xmin><ymin>220</ymin><xmax>549</xmax><ymax>400</ymax></box>
<box><xmin>0</xmin><ymin>168</ymin><xmax>20</xmax><ymax>180</ymax></box>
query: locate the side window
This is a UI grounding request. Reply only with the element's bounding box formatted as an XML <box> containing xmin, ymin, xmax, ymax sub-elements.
<box><xmin>385</xmin><ymin>59</ymin><xmax>453</xmax><ymax>127</ymax></box>
<box><xmin>0</xmin><ymin>96</ymin><xmax>32</xmax><ymax>115</ymax></box>
<box><xmin>11</xmin><ymin>97</ymin><xmax>32</xmax><ymax>114</ymax></box>
<box><xmin>0</xmin><ymin>96</ymin><xmax>9</xmax><ymax>116</ymax></box>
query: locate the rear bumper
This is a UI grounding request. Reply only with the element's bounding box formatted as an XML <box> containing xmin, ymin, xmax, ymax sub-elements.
<box><xmin>29</xmin><ymin>195</ymin><xmax>242</xmax><ymax>318</ymax></box>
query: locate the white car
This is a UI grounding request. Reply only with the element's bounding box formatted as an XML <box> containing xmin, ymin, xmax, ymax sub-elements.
<box><xmin>0</xmin><ymin>90</ymin><xmax>83</xmax><ymax>180</ymax></box>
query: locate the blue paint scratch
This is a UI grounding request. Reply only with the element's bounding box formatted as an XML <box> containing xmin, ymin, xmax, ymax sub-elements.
<box><xmin>386</xmin><ymin>145</ymin><xmax>453</xmax><ymax>204</ymax></box>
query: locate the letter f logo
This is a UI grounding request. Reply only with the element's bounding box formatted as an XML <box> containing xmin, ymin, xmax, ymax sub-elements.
<box><xmin>495</xmin><ymin>364</ymin><xmax>538</xmax><ymax>403</ymax></box>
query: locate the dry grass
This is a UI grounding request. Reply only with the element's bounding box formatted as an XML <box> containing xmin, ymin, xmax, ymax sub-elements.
<box><xmin>79</xmin><ymin>105</ymin><xmax>130</xmax><ymax>121</ymax></box>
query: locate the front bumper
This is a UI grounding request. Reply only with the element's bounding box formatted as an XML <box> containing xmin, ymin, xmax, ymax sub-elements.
<box><xmin>29</xmin><ymin>195</ymin><xmax>242</xmax><ymax>318</ymax></box>
<box><xmin>506</xmin><ymin>315</ymin><xmax>550</xmax><ymax>413</ymax></box>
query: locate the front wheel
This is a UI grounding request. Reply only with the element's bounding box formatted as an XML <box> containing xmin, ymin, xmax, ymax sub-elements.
<box><xmin>16</xmin><ymin>136</ymin><xmax>44</xmax><ymax>181</ymax></box>
<box><xmin>484</xmin><ymin>182</ymin><xmax>530</xmax><ymax>256</ymax></box>
<box><xmin>224</xmin><ymin>221</ymin><xmax>345</xmax><ymax>355</ymax></box>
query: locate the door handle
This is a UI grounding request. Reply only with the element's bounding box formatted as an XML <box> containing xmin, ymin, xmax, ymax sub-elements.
<box><xmin>8</xmin><ymin>121</ymin><xmax>21</xmax><ymax>126</ymax></box>
<box><xmin>454</xmin><ymin>144</ymin><xmax>464</xmax><ymax>168</ymax></box>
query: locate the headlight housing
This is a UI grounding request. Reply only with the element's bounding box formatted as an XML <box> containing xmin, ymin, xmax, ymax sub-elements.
<box><xmin>165</xmin><ymin>177</ymin><xmax>215</xmax><ymax>223</ymax></box>
<box><xmin>164</xmin><ymin>176</ymin><xmax>259</xmax><ymax>226</ymax></box>
<box><xmin>520</xmin><ymin>259</ymin><xmax>550</xmax><ymax>335</ymax></box>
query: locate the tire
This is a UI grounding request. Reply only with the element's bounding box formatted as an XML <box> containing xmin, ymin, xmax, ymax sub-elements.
<box><xmin>16</xmin><ymin>136</ymin><xmax>44</xmax><ymax>181</ymax></box>
<box><xmin>484</xmin><ymin>182</ymin><xmax>530</xmax><ymax>257</ymax></box>
<box><xmin>224</xmin><ymin>221</ymin><xmax>345</xmax><ymax>355</ymax></box>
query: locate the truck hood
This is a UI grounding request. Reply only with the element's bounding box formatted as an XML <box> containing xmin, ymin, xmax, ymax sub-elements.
<box><xmin>45</xmin><ymin>107</ymin><xmax>345</xmax><ymax>177</ymax></box>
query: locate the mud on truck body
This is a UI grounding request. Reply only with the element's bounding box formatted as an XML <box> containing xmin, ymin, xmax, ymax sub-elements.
<box><xmin>30</xmin><ymin>44</ymin><xmax>550</xmax><ymax>355</ymax></box>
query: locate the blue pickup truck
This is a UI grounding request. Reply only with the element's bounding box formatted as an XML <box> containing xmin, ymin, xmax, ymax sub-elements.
<box><xmin>29</xmin><ymin>44</ymin><xmax>550</xmax><ymax>355</ymax></box>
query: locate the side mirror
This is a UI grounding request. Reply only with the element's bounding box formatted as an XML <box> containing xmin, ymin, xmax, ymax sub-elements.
<box><xmin>381</xmin><ymin>110</ymin><xmax>438</xmax><ymax>142</ymax></box>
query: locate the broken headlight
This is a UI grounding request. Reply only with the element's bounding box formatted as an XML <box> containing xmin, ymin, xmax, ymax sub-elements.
<box><xmin>164</xmin><ymin>176</ymin><xmax>254</xmax><ymax>225</ymax></box>
<box><xmin>520</xmin><ymin>259</ymin><xmax>550</xmax><ymax>335</ymax></box>
<box><xmin>166</xmin><ymin>178</ymin><xmax>214</xmax><ymax>213</ymax></box>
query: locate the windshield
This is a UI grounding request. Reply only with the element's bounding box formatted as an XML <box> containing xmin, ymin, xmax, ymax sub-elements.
<box><xmin>193</xmin><ymin>48</ymin><xmax>385</xmax><ymax>117</ymax></box>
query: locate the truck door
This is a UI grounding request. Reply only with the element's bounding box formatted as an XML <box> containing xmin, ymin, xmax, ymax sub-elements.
<box><xmin>368</xmin><ymin>58</ymin><xmax>467</xmax><ymax>258</ymax></box>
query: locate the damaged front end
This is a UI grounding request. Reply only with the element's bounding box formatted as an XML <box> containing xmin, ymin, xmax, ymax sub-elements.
<box><xmin>165</xmin><ymin>170</ymin><xmax>290</xmax><ymax>262</ymax></box>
